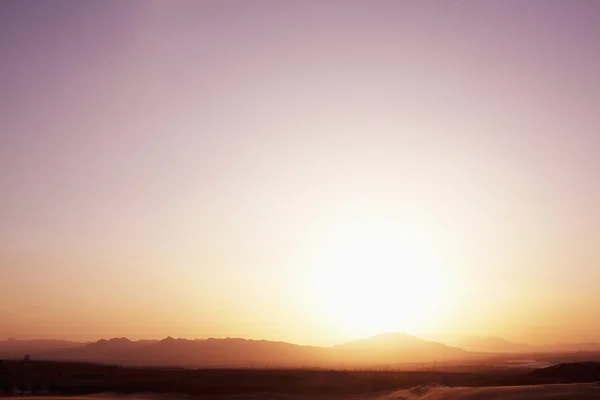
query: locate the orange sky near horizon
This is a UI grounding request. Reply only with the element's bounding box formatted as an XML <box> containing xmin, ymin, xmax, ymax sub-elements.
<box><xmin>1</xmin><ymin>1</ymin><xmax>600</xmax><ymax>347</ymax></box>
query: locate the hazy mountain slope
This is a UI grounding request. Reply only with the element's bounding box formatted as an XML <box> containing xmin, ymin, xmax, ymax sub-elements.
<box><xmin>330</xmin><ymin>333</ymin><xmax>471</xmax><ymax>365</ymax></box>
<box><xmin>133</xmin><ymin>337</ymin><xmax>329</xmax><ymax>367</ymax></box>
<box><xmin>429</xmin><ymin>335</ymin><xmax>535</xmax><ymax>353</ymax></box>
<box><xmin>0</xmin><ymin>339</ymin><xmax>85</xmax><ymax>357</ymax></box>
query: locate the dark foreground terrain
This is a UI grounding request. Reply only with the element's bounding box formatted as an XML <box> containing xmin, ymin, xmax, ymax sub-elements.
<box><xmin>1</xmin><ymin>360</ymin><xmax>600</xmax><ymax>396</ymax></box>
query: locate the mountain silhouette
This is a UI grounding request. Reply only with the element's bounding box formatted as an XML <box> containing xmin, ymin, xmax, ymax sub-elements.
<box><xmin>2</xmin><ymin>333</ymin><xmax>599</xmax><ymax>368</ymax></box>
<box><xmin>31</xmin><ymin>336</ymin><xmax>327</xmax><ymax>367</ymax></box>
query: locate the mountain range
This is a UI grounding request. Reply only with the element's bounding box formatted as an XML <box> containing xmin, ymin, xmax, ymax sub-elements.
<box><xmin>1</xmin><ymin>333</ymin><xmax>598</xmax><ymax>368</ymax></box>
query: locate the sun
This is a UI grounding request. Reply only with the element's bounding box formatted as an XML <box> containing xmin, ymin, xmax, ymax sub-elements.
<box><xmin>313</xmin><ymin>222</ymin><xmax>453</xmax><ymax>338</ymax></box>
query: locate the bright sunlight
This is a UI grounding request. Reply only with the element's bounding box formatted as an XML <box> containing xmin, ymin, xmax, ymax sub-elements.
<box><xmin>314</xmin><ymin>220</ymin><xmax>456</xmax><ymax>338</ymax></box>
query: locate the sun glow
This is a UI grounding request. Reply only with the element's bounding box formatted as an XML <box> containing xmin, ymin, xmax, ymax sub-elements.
<box><xmin>314</xmin><ymin>221</ymin><xmax>455</xmax><ymax>337</ymax></box>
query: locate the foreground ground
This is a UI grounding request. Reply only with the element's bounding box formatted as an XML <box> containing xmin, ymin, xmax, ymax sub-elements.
<box><xmin>4</xmin><ymin>383</ymin><xmax>600</xmax><ymax>399</ymax></box>
<box><xmin>380</xmin><ymin>382</ymin><xmax>600</xmax><ymax>399</ymax></box>
<box><xmin>1</xmin><ymin>360</ymin><xmax>600</xmax><ymax>397</ymax></box>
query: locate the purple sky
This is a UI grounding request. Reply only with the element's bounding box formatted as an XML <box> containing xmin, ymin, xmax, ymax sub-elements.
<box><xmin>1</xmin><ymin>1</ymin><xmax>600</xmax><ymax>344</ymax></box>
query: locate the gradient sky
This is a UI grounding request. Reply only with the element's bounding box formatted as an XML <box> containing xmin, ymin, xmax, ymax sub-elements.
<box><xmin>1</xmin><ymin>0</ymin><xmax>600</xmax><ymax>346</ymax></box>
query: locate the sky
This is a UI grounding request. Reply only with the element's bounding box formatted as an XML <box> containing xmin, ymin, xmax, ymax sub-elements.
<box><xmin>1</xmin><ymin>0</ymin><xmax>599</xmax><ymax>346</ymax></box>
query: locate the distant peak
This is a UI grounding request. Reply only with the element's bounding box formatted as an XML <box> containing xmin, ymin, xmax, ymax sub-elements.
<box><xmin>109</xmin><ymin>337</ymin><xmax>131</xmax><ymax>342</ymax></box>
